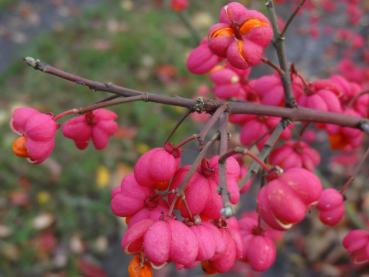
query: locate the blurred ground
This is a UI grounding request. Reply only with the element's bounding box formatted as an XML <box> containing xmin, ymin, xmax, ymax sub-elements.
<box><xmin>0</xmin><ymin>0</ymin><xmax>206</xmax><ymax>275</ymax></box>
<box><xmin>0</xmin><ymin>0</ymin><xmax>368</xmax><ymax>276</ymax></box>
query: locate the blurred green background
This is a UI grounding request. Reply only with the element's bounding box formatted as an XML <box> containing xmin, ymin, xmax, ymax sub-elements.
<box><xmin>0</xmin><ymin>0</ymin><xmax>227</xmax><ymax>275</ymax></box>
<box><xmin>2</xmin><ymin>0</ymin><xmax>368</xmax><ymax>276</ymax></box>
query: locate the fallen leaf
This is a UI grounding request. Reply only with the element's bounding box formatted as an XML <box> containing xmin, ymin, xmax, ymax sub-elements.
<box><xmin>32</xmin><ymin>213</ymin><xmax>55</xmax><ymax>230</ymax></box>
<box><xmin>96</xmin><ymin>166</ymin><xmax>110</xmax><ymax>188</ymax></box>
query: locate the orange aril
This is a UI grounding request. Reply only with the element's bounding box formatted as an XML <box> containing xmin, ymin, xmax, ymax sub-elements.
<box><xmin>201</xmin><ymin>261</ymin><xmax>218</xmax><ymax>275</ymax></box>
<box><xmin>128</xmin><ymin>256</ymin><xmax>152</xmax><ymax>277</ymax></box>
<box><xmin>12</xmin><ymin>136</ymin><xmax>29</xmax><ymax>158</ymax></box>
<box><xmin>236</xmin><ymin>40</ymin><xmax>248</xmax><ymax>64</ymax></box>
<box><xmin>155</xmin><ymin>181</ymin><xmax>169</xmax><ymax>191</ymax></box>
<box><xmin>210</xmin><ymin>27</ymin><xmax>234</xmax><ymax>38</ymax></box>
<box><xmin>328</xmin><ymin>134</ymin><xmax>347</xmax><ymax>150</ymax></box>
<box><xmin>240</xmin><ymin>18</ymin><xmax>268</xmax><ymax>35</ymax></box>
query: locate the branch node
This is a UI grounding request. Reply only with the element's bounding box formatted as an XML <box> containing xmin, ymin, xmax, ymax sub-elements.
<box><xmin>360</xmin><ymin>121</ymin><xmax>369</xmax><ymax>134</ymax></box>
<box><xmin>193</xmin><ymin>97</ymin><xmax>205</xmax><ymax>113</ymax></box>
<box><xmin>221</xmin><ymin>206</ymin><xmax>233</xmax><ymax>218</ymax></box>
<box><xmin>143</xmin><ymin>93</ymin><xmax>150</xmax><ymax>102</ymax></box>
<box><xmin>105</xmin><ymin>82</ymin><xmax>113</xmax><ymax>88</ymax></box>
<box><xmin>193</xmin><ymin>215</ymin><xmax>202</xmax><ymax>225</ymax></box>
<box><xmin>25</xmin><ymin>56</ymin><xmax>40</xmax><ymax>68</ymax></box>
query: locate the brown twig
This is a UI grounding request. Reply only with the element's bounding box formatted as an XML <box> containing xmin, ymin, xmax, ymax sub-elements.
<box><xmin>24</xmin><ymin>57</ymin><xmax>369</xmax><ymax>131</ymax></box>
<box><xmin>219</xmin><ymin>147</ymin><xmax>270</xmax><ymax>172</ymax></box>
<box><xmin>53</xmin><ymin>95</ymin><xmax>146</xmax><ymax>120</ymax></box>
<box><xmin>238</xmin><ymin>119</ymin><xmax>288</xmax><ymax>188</ymax></box>
<box><xmin>340</xmin><ymin>145</ymin><xmax>369</xmax><ymax>194</ymax></box>
<box><xmin>168</xmin><ymin>133</ymin><xmax>220</xmax><ymax>217</ymax></box>
<box><xmin>261</xmin><ymin>57</ymin><xmax>284</xmax><ymax>76</ymax></box>
<box><xmin>348</xmin><ymin>90</ymin><xmax>369</xmax><ymax>107</ymax></box>
<box><xmin>176</xmin><ymin>11</ymin><xmax>201</xmax><ymax>45</ymax></box>
<box><xmin>280</xmin><ymin>0</ymin><xmax>306</xmax><ymax>37</ymax></box>
<box><xmin>265</xmin><ymin>0</ymin><xmax>297</xmax><ymax>108</ymax></box>
<box><xmin>199</xmin><ymin>104</ymin><xmax>228</xmax><ymax>144</ymax></box>
<box><xmin>165</xmin><ymin>109</ymin><xmax>192</xmax><ymax>144</ymax></box>
<box><xmin>218</xmin><ymin>112</ymin><xmax>232</xmax><ymax>217</ymax></box>
<box><xmin>174</xmin><ymin>134</ymin><xmax>200</xmax><ymax>149</ymax></box>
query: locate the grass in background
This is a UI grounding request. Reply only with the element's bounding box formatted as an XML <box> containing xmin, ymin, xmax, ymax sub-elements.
<box><xmin>0</xmin><ymin>0</ymin><xmax>221</xmax><ymax>275</ymax></box>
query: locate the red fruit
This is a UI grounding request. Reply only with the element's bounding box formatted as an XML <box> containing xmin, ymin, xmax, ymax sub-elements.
<box><xmin>257</xmin><ymin>168</ymin><xmax>322</xmax><ymax>230</ymax></box>
<box><xmin>343</xmin><ymin>230</ymin><xmax>369</xmax><ymax>264</ymax></box>
<box><xmin>317</xmin><ymin>188</ymin><xmax>344</xmax><ymax>226</ymax></box>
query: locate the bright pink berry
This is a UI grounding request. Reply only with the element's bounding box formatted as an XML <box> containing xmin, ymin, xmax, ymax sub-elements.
<box><xmin>170</xmin><ymin>0</ymin><xmax>188</xmax><ymax>12</ymax></box>
<box><xmin>11</xmin><ymin>107</ymin><xmax>58</xmax><ymax>164</ymax></box>
<box><xmin>343</xmin><ymin>230</ymin><xmax>369</xmax><ymax>264</ymax></box>
<box><xmin>317</xmin><ymin>188</ymin><xmax>344</xmax><ymax>226</ymax></box>
<box><xmin>327</xmin><ymin>109</ymin><xmax>363</xmax><ymax>150</ymax></box>
<box><xmin>110</xmin><ymin>173</ymin><xmax>152</xmax><ymax>217</ymax></box>
<box><xmin>258</xmin><ymin>168</ymin><xmax>322</xmax><ymax>230</ymax></box>
<box><xmin>168</xmin><ymin>219</ymin><xmax>199</xmax><ymax>267</ymax></box>
<box><xmin>121</xmin><ymin>219</ymin><xmax>154</xmax><ymax>254</ymax></box>
<box><xmin>191</xmin><ymin>223</ymin><xmax>217</xmax><ymax>261</ymax></box>
<box><xmin>186</xmin><ymin>39</ymin><xmax>221</xmax><ymax>74</ymax></box>
<box><xmin>298</xmin><ymin>79</ymin><xmax>342</xmax><ymax>115</ymax></box>
<box><xmin>239</xmin><ymin>212</ymin><xmax>284</xmax><ymax>242</ymax></box>
<box><xmin>127</xmin><ymin>203</ymin><xmax>168</xmax><ymax>227</ymax></box>
<box><xmin>205</xmin><ymin>224</ymin><xmax>241</xmax><ymax>273</ymax></box>
<box><xmin>62</xmin><ymin>109</ymin><xmax>118</xmax><ymax>150</ymax></box>
<box><xmin>250</xmin><ymin>74</ymin><xmax>284</xmax><ymax>106</ymax></box>
<box><xmin>242</xmin><ymin>233</ymin><xmax>276</xmax><ymax>272</ymax></box>
<box><xmin>169</xmin><ymin>166</ymin><xmax>211</xmax><ymax>218</ymax></box>
<box><xmin>207</xmin><ymin>156</ymin><xmax>241</xmax><ymax>204</ymax></box>
<box><xmin>134</xmin><ymin>144</ymin><xmax>181</xmax><ymax>190</ymax></box>
<box><xmin>209</xmin><ymin>64</ymin><xmax>251</xmax><ymax>100</ymax></box>
<box><xmin>240</xmin><ymin>116</ymin><xmax>292</xmax><ymax>149</ymax></box>
<box><xmin>144</xmin><ymin>220</ymin><xmax>171</xmax><ymax>267</ymax></box>
<box><xmin>269</xmin><ymin>141</ymin><xmax>321</xmax><ymax>171</ymax></box>
<box><xmin>208</xmin><ymin>2</ymin><xmax>273</xmax><ymax>69</ymax></box>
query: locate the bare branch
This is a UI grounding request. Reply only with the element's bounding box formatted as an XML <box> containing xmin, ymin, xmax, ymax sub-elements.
<box><xmin>168</xmin><ymin>133</ymin><xmax>219</xmax><ymax>217</ymax></box>
<box><xmin>238</xmin><ymin>119</ymin><xmax>288</xmax><ymax>188</ymax></box>
<box><xmin>265</xmin><ymin>0</ymin><xmax>297</xmax><ymax>108</ymax></box>
<box><xmin>341</xmin><ymin>145</ymin><xmax>369</xmax><ymax>194</ymax></box>
<box><xmin>199</xmin><ymin>104</ymin><xmax>228</xmax><ymax>143</ymax></box>
<box><xmin>24</xmin><ymin>57</ymin><xmax>369</xmax><ymax>131</ymax></box>
<box><xmin>261</xmin><ymin>57</ymin><xmax>284</xmax><ymax>75</ymax></box>
<box><xmin>165</xmin><ymin>110</ymin><xmax>192</xmax><ymax>144</ymax></box>
<box><xmin>280</xmin><ymin>0</ymin><xmax>306</xmax><ymax>37</ymax></box>
<box><xmin>218</xmin><ymin>112</ymin><xmax>233</xmax><ymax>217</ymax></box>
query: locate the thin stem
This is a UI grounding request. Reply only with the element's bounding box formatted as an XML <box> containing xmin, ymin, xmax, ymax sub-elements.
<box><xmin>340</xmin><ymin>145</ymin><xmax>369</xmax><ymax>194</ymax></box>
<box><xmin>53</xmin><ymin>109</ymin><xmax>78</xmax><ymax>121</ymax></box>
<box><xmin>54</xmin><ymin>95</ymin><xmax>146</xmax><ymax>121</ymax></box>
<box><xmin>249</xmin><ymin>128</ymin><xmax>274</xmax><ymax>149</ymax></box>
<box><xmin>280</xmin><ymin>0</ymin><xmax>306</xmax><ymax>37</ymax></box>
<box><xmin>96</xmin><ymin>94</ymin><xmax>120</xmax><ymax>103</ymax></box>
<box><xmin>176</xmin><ymin>12</ymin><xmax>201</xmax><ymax>45</ymax></box>
<box><xmin>299</xmin><ymin>122</ymin><xmax>311</xmax><ymax>137</ymax></box>
<box><xmin>238</xmin><ymin>119</ymin><xmax>288</xmax><ymax>188</ymax></box>
<box><xmin>78</xmin><ymin>95</ymin><xmax>147</xmax><ymax>113</ymax></box>
<box><xmin>174</xmin><ymin>134</ymin><xmax>200</xmax><ymax>149</ymax></box>
<box><xmin>220</xmin><ymin>147</ymin><xmax>270</xmax><ymax>172</ymax></box>
<box><xmin>24</xmin><ymin>57</ymin><xmax>369</xmax><ymax>130</ymax></box>
<box><xmin>165</xmin><ymin>109</ymin><xmax>192</xmax><ymax>144</ymax></box>
<box><xmin>348</xmin><ymin>90</ymin><xmax>369</xmax><ymax>107</ymax></box>
<box><xmin>199</xmin><ymin>104</ymin><xmax>228</xmax><ymax>144</ymax></box>
<box><xmin>218</xmin><ymin>112</ymin><xmax>232</xmax><ymax>217</ymax></box>
<box><xmin>168</xmin><ymin>133</ymin><xmax>220</xmax><ymax>216</ymax></box>
<box><xmin>266</xmin><ymin>0</ymin><xmax>297</xmax><ymax>108</ymax></box>
<box><xmin>291</xmin><ymin>64</ymin><xmax>310</xmax><ymax>90</ymax></box>
<box><xmin>261</xmin><ymin>57</ymin><xmax>284</xmax><ymax>75</ymax></box>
